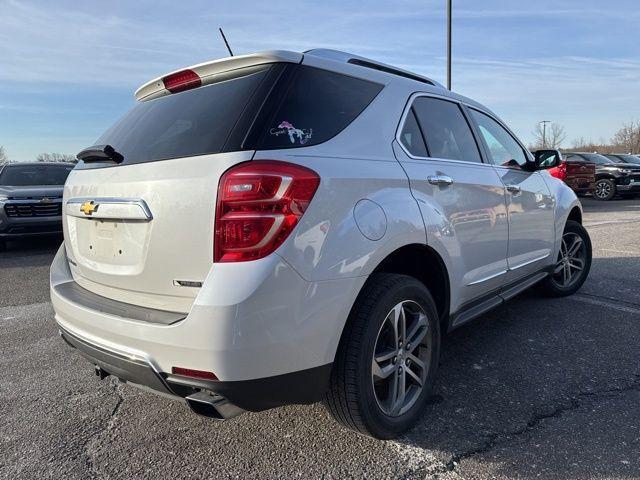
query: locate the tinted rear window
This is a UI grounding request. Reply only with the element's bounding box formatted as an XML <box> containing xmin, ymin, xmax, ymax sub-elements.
<box><xmin>0</xmin><ymin>164</ymin><xmax>73</xmax><ymax>186</ymax></box>
<box><xmin>256</xmin><ymin>66</ymin><xmax>382</xmax><ymax>149</ymax></box>
<box><xmin>92</xmin><ymin>65</ymin><xmax>271</xmax><ymax>166</ymax></box>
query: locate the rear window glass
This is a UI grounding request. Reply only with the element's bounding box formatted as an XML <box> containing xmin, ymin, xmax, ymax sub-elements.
<box><xmin>257</xmin><ymin>66</ymin><xmax>382</xmax><ymax>149</ymax></box>
<box><xmin>0</xmin><ymin>164</ymin><xmax>73</xmax><ymax>186</ymax></box>
<box><xmin>92</xmin><ymin>66</ymin><xmax>270</xmax><ymax>165</ymax></box>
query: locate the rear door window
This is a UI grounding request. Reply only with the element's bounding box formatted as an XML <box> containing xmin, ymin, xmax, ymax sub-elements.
<box><xmin>411</xmin><ymin>97</ymin><xmax>482</xmax><ymax>163</ymax></box>
<box><xmin>257</xmin><ymin>66</ymin><xmax>383</xmax><ymax>149</ymax></box>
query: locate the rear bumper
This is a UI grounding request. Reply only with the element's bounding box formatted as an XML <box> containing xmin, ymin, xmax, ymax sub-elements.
<box><xmin>51</xmin><ymin>244</ymin><xmax>364</xmax><ymax>410</ymax></box>
<box><xmin>566</xmin><ymin>180</ymin><xmax>594</xmax><ymax>194</ymax></box>
<box><xmin>58</xmin><ymin>324</ymin><xmax>331</xmax><ymax>411</ymax></box>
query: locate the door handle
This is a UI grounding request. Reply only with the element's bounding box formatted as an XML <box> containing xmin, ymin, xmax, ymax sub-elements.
<box><xmin>427</xmin><ymin>175</ymin><xmax>454</xmax><ymax>186</ymax></box>
<box><xmin>506</xmin><ymin>184</ymin><xmax>521</xmax><ymax>193</ymax></box>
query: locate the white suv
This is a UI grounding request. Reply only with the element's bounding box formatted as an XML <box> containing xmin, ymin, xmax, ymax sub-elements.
<box><xmin>51</xmin><ymin>49</ymin><xmax>591</xmax><ymax>439</ymax></box>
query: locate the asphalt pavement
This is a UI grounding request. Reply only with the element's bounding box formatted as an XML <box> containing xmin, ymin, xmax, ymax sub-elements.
<box><xmin>1</xmin><ymin>197</ymin><xmax>639</xmax><ymax>480</ymax></box>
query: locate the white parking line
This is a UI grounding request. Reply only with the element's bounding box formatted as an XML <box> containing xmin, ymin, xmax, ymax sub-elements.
<box><xmin>570</xmin><ymin>294</ymin><xmax>640</xmax><ymax>315</ymax></box>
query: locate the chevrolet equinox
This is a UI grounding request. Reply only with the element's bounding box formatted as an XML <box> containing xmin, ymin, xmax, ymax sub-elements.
<box><xmin>51</xmin><ymin>49</ymin><xmax>592</xmax><ymax>439</ymax></box>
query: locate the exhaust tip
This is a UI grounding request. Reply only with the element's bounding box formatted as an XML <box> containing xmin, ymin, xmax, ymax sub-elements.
<box><xmin>185</xmin><ymin>391</ymin><xmax>245</xmax><ymax>420</ymax></box>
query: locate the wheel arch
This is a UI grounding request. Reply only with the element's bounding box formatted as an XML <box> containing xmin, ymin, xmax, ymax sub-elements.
<box><xmin>567</xmin><ymin>205</ymin><xmax>582</xmax><ymax>224</ymax></box>
<box><xmin>340</xmin><ymin>244</ymin><xmax>451</xmax><ymax>340</ymax></box>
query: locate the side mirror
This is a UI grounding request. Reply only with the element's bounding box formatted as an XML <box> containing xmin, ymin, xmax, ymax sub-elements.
<box><xmin>533</xmin><ymin>149</ymin><xmax>562</xmax><ymax>170</ymax></box>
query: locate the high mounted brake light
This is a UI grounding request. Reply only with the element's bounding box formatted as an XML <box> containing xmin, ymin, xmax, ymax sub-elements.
<box><xmin>162</xmin><ymin>69</ymin><xmax>202</xmax><ymax>94</ymax></box>
<box><xmin>214</xmin><ymin>161</ymin><xmax>320</xmax><ymax>263</ymax></box>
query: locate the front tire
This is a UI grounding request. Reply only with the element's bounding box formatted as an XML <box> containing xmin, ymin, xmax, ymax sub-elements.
<box><xmin>324</xmin><ymin>273</ymin><xmax>440</xmax><ymax>439</ymax></box>
<box><xmin>540</xmin><ymin>220</ymin><xmax>592</xmax><ymax>297</ymax></box>
<box><xmin>594</xmin><ymin>178</ymin><xmax>616</xmax><ymax>201</ymax></box>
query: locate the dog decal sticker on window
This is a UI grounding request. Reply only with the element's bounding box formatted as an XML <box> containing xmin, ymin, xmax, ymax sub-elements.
<box><xmin>270</xmin><ymin>121</ymin><xmax>313</xmax><ymax>145</ymax></box>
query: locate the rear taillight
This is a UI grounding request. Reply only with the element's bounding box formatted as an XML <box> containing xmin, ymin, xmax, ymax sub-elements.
<box><xmin>162</xmin><ymin>69</ymin><xmax>201</xmax><ymax>93</ymax></box>
<box><xmin>550</xmin><ymin>161</ymin><xmax>567</xmax><ymax>181</ymax></box>
<box><xmin>214</xmin><ymin>161</ymin><xmax>320</xmax><ymax>263</ymax></box>
<box><xmin>557</xmin><ymin>162</ymin><xmax>567</xmax><ymax>180</ymax></box>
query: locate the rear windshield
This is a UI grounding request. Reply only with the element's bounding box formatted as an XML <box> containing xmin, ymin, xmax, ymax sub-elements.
<box><xmin>92</xmin><ymin>65</ymin><xmax>271</xmax><ymax>166</ymax></box>
<box><xmin>0</xmin><ymin>164</ymin><xmax>73</xmax><ymax>186</ymax></box>
<box><xmin>82</xmin><ymin>63</ymin><xmax>382</xmax><ymax>167</ymax></box>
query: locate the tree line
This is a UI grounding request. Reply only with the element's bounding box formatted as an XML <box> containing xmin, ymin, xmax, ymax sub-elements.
<box><xmin>530</xmin><ymin>120</ymin><xmax>640</xmax><ymax>153</ymax></box>
<box><xmin>0</xmin><ymin>147</ymin><xmax>77</xmax><ymax>164</ymax></box>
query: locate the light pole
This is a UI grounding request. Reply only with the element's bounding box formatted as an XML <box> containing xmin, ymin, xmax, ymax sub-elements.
<box><xmin>539</xmin><ymin>120</ymin><xmax>550</xmax><ymax>148</ymax></box>
<box><xmin>446</xmin><ymin>0</ymin><xmax>452</xmax><ymax>90</ymax></box>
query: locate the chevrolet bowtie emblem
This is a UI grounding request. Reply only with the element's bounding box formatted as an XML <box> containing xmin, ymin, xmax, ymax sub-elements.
<box><xmin>80</xmin><ymin>201</ymin><xmax>97</xmax><ymax>215</ymax></box>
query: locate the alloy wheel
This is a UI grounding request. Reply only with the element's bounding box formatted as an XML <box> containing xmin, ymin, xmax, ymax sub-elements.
<box><xmin>595</xmin><ymin>180</ymin><xmax>612</xmax><ymax>199</ymax></box>
<box><xmin>552</xmin><ymin>232</ymin><xmax>586</xmax><ymax>288</ymax></box>
<box><xmin>371</xmin><ymin>300</ymin><xmax>431</xmax><ymax>417</ymax></box>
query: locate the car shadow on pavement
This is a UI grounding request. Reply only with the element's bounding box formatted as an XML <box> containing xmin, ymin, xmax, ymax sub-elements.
<box><xmin>0</xmin><ymin>235</ymin><xmax>61</xmax><ymax>263</ymax></box>
<box><xmin>394</xmin><ymin>259</ymin><xmax>640</xmax><ymax>479</ymax></box>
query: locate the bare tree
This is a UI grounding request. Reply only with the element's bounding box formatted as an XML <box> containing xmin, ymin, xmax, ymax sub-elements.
<box><xmin>36</xmin><ymin>152</ymin><xmax>77</xmax><ymax>163</ymax></box>
<box><xmin>532</xmin><ymin>122</ymin><xmax>566</xmax><ymax>149</ymax></box>
<box><xmin>0</xmin><ymin>146</ymin><xmax>7</xmax><ymax>163</ymax></box>
<box><xmin>611</xmin><ymin>120</ymin><xmax>640</xmax><ymax>154</ymax></box>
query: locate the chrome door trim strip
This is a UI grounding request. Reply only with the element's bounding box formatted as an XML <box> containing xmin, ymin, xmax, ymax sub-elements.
<box><xmin>467</xmin><ymin>269</ymin><xmax>508</xmax><ymax>286</ymax></box>
<box><xmin>508</xmin><ymin>252</ymin><xmax>550</xmax><ymax>271</ymax></box>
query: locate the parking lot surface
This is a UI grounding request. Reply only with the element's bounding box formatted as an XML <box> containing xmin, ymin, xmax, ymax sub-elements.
<box><xmin>1</xmin><ymin>198</ymin><xmax>639</xmax><ymax>480</ymax></box>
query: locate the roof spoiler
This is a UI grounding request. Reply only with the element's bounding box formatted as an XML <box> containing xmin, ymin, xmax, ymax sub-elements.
<box><xmin>134</xmin><ymin>50</ymin><xmax>303</xmax><ymax>102</ymax></box>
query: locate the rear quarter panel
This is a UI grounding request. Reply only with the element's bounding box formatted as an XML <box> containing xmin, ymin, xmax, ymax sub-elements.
<box><xmin>256</xmin><ymin>80</ymin><xmax>427</xmax><ymax>282</ymax></box>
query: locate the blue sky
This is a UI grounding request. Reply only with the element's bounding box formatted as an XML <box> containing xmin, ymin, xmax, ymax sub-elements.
<box><xmin>1</xmin><ymin>0</ymin><xmax>639</xmax><ymax>161</ymax></box>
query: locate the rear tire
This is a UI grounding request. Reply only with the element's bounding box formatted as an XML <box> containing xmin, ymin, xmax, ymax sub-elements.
<box><xmin>540</xmin><ymin>220</ymin><xmax>591</xmax><ymax>297</ymax></box>
<box><xmin>324</xmin><ymin>273</ymin><xmax>440</xmax><ymax>439</ymax></box>
<box><xmin>594</xmin><ymin>179</ymin><xmax>616</xmax><ymax>201</ymax></box>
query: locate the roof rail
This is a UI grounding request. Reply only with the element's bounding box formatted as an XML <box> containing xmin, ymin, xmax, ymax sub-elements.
<box><xmin>304</xmin><ymin>49</ymin><xmax>444</xmax><ymax>88</ymax></box>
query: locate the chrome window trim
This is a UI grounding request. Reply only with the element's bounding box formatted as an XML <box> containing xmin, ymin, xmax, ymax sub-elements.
<box><xmin>395</xmin><ymin>92</ymin><xmax>534</xmax><ymax>168</ymax></box>
<box><xmin>395</xmin><ymin>92</ymin><xmax>493</xmax><ymax>168</ymax></box>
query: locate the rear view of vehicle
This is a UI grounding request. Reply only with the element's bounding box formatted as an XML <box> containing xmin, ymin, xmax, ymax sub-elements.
<box><xmin>0</xmin><ymin>162</ymin><xmax>74</xmax><ymax>250</ymax></box>
<box><xmin>50</xmin><ymin>51</ymin><xmax>390</xmax><ymax>427</ymax></box>
<box><xmin>52</xmin><ymin>49</ymin><xmax>590</xmax><ymax>440</ymax></box>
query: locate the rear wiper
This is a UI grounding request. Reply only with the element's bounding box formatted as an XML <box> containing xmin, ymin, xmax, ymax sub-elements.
<box><xmin>77</xmin><ymin>144</ymin><xmax>124</xmax><ymax>164</ymax></box>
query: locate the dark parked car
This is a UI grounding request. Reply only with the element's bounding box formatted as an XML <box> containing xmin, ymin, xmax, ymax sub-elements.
<box><xmin>563</xmin><ymin>152</ymin><xmax>640</xmax><ymax>201</ymax></box>
<box><xmin>605</xmin><ymin>153</ymin><xmax>640</xmax><ymax>165</ymax></box>
<box><xmin>0</xmin><ymin>162</ymin><xmax>74</xmax><ymax>250</ymax></box>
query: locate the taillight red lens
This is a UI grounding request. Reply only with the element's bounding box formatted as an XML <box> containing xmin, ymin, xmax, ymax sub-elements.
<box><xmin>171</xmin><ymin>367</ymin><xmax>218</xmax><ymax>381</ymax></box>
<box><xmin>214</xmin><ymin>161</ymin><xmax>320</xmax><ymax>263</ymax></box>
<box><xmin>162</xmin><ymin>69</ymin><xmax>202</xmax><ymax>93</ymax></box>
